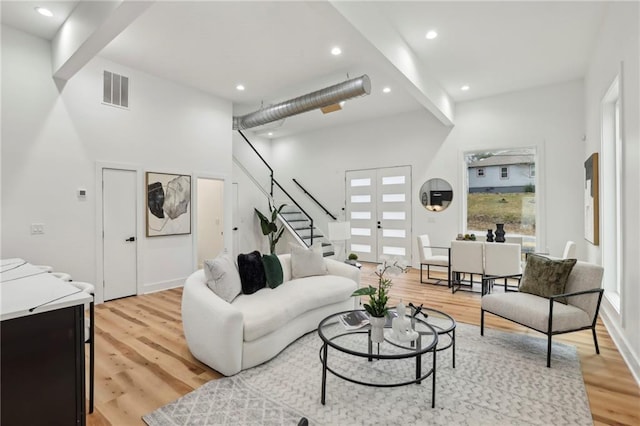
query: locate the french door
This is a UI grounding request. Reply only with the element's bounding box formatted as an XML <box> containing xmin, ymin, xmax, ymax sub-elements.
<box><xmin>346</xmin><ymin>166</ymin><xmax>412</xmax><ymax>263</ymax></box>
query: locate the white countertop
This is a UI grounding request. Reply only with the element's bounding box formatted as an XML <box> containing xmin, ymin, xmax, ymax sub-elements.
<box><xmin>1</xmin><ymin>260</ymin><xmax>92</xmax><ymax>321</ymax></box>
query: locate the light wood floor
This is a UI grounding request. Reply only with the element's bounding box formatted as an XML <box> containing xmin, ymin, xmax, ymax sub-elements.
<box><xmin>87</xmin><ymin>264</ymin><xmax>639</xmax><ymax>425</ymax></box>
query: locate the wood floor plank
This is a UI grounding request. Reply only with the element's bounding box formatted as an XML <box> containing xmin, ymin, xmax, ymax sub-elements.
<box><xmin>87</xmin><ymin>264</ymin><xmax>639</xmax><ymax>425</ymax></box>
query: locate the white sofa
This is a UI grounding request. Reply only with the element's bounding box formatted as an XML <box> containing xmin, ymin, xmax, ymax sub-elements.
<box><xmin>182</xmin><ymin>253</ymin><xmax>359</xmax><ymax>376</ymax></box>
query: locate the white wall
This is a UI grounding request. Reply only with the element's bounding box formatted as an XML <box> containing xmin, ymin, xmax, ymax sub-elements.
<box><xmin>584</xmin><ymin>2</ymin><xmax>640</xmax><ymax>383</ymax></box>
<box><xmin>1</xmin><ymin>26</ymin><xmax>233</xmax><ymax>299</ymax></box>
<box><xmin>267</xmin><ymin>80</ymin><xmax>585</xmax><ymax>268</ymax></box>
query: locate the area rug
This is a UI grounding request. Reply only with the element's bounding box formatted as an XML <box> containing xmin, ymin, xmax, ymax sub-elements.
<box><xmin>143</xmin><ymin>323</ymin><xmax>593</xmax><ymax>425</ymax></box>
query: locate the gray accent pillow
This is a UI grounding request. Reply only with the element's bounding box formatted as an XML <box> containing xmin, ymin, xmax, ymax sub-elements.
<box><xmin>519</xmin><ymin>254</ymin><xmax>577</xmax><ymax>303</ymax></box>
<box><xmin>203</xmin><ymin>253</ymin><xmax>242</xmax><ymax>303</ymax></box>
<box><xmin>290</xmin><ymin>244</ymin><xmax>327</xmax><ymax>279</ymax></box>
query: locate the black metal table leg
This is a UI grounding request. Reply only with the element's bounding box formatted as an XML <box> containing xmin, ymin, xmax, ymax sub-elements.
<box><xmin>432</xmin><ymin>345</ymin><xmax>437</xmax><ymax>408</ymax></box>
<box><xmin>321</xmin><ymin>343</ymin><xmax>328</xmax><ymax>405</ymax></box>
<box><xmin>452</xmin><ymin>328</ymin><xmax>456</xmax><ymax>369</ymax></box>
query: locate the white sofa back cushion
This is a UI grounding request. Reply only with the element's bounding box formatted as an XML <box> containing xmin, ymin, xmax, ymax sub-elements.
<box><xmin>290</xmin><ymin>244</ymin><xmax>328</xmax><ymax>278</ymax></box>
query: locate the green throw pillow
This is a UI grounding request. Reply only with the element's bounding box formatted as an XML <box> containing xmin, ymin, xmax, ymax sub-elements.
<box><xmin>519</xmin><ymin>254</ymin><xmax>577</xmax><ymax>303</ymax></box>
<box><xmin>262</xmin><ymin>253</ymin><xmax>284</xmax><ymax>288</ymax></box>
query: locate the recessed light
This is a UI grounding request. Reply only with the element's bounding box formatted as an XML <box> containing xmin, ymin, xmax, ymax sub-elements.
<box><xmin>331</xmin><ymin>47</ymin><xmax>342</xmax><ymax>56</ymax></box>
<box><xmin>425</xmin><ymin>30</ymin><xmax>438</xmax><ymax>40</ymax></box>
<box><xmin>382</xmin><ymin>87</ymin><xmax>391</xmax><ymax>94</ymax></box>
<box><xmin>35</xmin><ymin>7</ymin><xmax>53</xmax><ymax>17</ymax></box>
<box><xmin>461</xmin><ymin>85</ymin><xmax>470</xmax><ymax>91</ymax></box>
<box><xmin>267</xmin><ymin>132</ymin><xmax>273</xmax><ymax>137</ymax></box>
<box><xmin>236</xmin><ymin>84</ymin><xmax>245</xmax><ymax>91</ymax></box>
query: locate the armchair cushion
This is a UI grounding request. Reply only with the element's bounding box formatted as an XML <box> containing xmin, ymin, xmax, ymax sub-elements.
<box><xmin>482</xmin><ymin>292</ymin><xmax>591</xmax><ymax>332</ymax></box>
<box><xmin>519</xmin><ymin>254</ymin><xmax>576</xmax><ymax>302</ymax></box>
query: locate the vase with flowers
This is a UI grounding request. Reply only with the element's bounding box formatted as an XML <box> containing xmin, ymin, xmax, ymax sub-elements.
<box><xmin>351</xmin><ymin>258</ymin><xmax>409</xmax><ymax>343</ymax></box>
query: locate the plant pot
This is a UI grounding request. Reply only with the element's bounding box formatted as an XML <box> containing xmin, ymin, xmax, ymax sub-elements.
<box><xmin>369</xmin><ymin>315</ymin><xmax>386</xmax><ymax>343</ymax></box>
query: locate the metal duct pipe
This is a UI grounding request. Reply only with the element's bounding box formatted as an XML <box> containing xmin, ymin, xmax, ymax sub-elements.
<box><xmin>232</xmin><ymin>74</ymin><xmax>371</xmax><ymax>130</ymax></box>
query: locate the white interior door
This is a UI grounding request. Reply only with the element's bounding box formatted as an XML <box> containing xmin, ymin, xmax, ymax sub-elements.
<box><xmin>232</xmin><ymin>182</ymin><xmax>239</xmax><ymax>257</ymax></box>
<box><xmin>103</xmin><ymin>168</ymin><xmax>137</xmax><ymax>301</ymax></box>
<box><xmin>196</xmin><ymin>177</ymin><xmax>224</xmax><ymax>268</ymax></box>
<box><xmin>346</xmin><ymin>166</ymin><xmax>412</xmax><ymax>263</ymax></box>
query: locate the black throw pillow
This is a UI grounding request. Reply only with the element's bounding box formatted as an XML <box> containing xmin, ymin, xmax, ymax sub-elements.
<box><xmin>237</xmin><ymin>251</ymin><xmax>266</xmax><ymax>295</ymax></box>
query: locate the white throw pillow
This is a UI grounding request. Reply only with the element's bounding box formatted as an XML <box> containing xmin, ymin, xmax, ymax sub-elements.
<box><xmin>290</xmin><ymin>244</ymin><xmax>327</xmax><ymax>279</ymax></box>
<box><xmin>203</xmin><ymin>253</ymin><xmax>242</xmax><ymax>303</ymax></box>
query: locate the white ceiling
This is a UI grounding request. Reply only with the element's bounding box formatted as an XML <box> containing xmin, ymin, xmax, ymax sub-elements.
<box><xmin>1</xmin><ymin>1</ymin><xmax>607</xmax><ymax>138</ymax></box>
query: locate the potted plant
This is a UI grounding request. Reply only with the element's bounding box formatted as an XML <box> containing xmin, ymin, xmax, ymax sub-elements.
<box><xmin>255</xmin><ymin>203</ymin><xmax>286</xmax><ymax>255</ymax></box>
<box><xmin>351</xmin><ymin>258</ymin><xmax>408</xmax><ymax>342</ymax></box>
<box><xmin>348</xmin><ymin>253</ymin><xmax>358</xmax><ymax>261</ymax></box>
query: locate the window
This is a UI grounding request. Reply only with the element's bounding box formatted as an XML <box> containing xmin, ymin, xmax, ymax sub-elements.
<box><xmin>601</xmin><ymin>75</ymin><xmax>622</xmax><ymax>311</ymax></box>
<box><xmin>465</xmin><ymin>149</ymin><xmax>536</xmax><ymax>255</ymax></box>
<box><xmin>477</xmin><ymin>168</ymin><xmax>485</xmax><ymax>177</ymax></box>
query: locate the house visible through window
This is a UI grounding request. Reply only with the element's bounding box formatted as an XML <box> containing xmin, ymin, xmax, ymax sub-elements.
<box><xmin>465</xmin><ymin>148</ymin><xmax>537</xmax><ymax>255</ymax></box>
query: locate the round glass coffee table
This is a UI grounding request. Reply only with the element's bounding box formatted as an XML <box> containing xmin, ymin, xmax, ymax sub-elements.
<box><xmin>415</xmin><ymin>307</ymin><xmax>457</xmax><ymax>368</ymax></box>
<box><xmin>318</xmin><ymin>310</ymin><xmax>439</xmax><ymax>408</ymax></box>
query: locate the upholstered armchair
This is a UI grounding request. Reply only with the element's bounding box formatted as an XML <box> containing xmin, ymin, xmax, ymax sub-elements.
<box><xmin>417</xmin><ymin>234</ymin><xmax>450</xmax><ymax>287</ymax></box>
<box><xmin>481</xmin><ymin>260</ymin><xmax>604</xmax><ymax>367</ymax></box>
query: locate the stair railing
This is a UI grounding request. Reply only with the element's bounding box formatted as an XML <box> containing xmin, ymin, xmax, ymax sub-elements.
<box><xmin>292</xmin><ymin>179</ymin><xmax>337</xmax><ymax>221</ymax></box>
<box><xmin>236</xmin><ymin>130</ymin><xmax>315</xmax><ymax>246</ymax></box>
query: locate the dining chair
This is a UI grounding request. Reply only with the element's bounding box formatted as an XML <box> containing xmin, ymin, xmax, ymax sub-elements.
<box><xmin>562</xmin><ymin>241</ymin><xmax>577</xmax><ymax>259</ymax></box>
<box><xmin>483</xmin><ymin>242</ymin><xmax>523</xmax><ymax>294</ymax></box>
<box><xmin>450</xmin><ymin>240</ymin><xmax>484</xmax><ymax>293</ymax></box>
<box><xmin>417</xmin><ymin>234</ymin><xmax>450</xmax><ymax>287</ymax></box>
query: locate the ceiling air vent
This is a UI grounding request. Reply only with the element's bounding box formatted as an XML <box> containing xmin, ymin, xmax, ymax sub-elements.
<box><xmin>103</xmin><ymin>70</ymin><xmax>129</xmax><ymax>108</ymax></box>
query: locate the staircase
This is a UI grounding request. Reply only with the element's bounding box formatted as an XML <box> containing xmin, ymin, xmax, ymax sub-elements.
<box><xmin>279</xmin><ymin>205</ymin><xmax>335</xmax><ymax>257</ymax></box>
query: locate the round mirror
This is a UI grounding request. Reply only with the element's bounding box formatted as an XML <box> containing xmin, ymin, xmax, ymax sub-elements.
<box><xmin>419</xmin><ymin>178</ymin><xmax>453</xmax><ymax>212</ymax></box>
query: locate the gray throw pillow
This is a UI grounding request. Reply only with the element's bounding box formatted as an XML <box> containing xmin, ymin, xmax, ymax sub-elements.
<box><xmin>203</xmin><ymin>253</ymin><xmax>242</xmax><ymax>303</ymax></box>
<box><xmin>290</xmin><ymin>244</ymin><xmax>327</xmax><ymax>279</ymax></box>
<box><xmin>519</xmin><ymin>254</ymin><xmax>577</xmax><ymax>303</ymax></box>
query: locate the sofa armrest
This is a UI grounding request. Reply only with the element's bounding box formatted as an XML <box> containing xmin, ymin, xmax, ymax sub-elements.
<box><xmin>181</xmin><ymin>271</ymin><xmax>244</xmax><ymax>376</ymax></box>
<box><xmin>325</xmin><ymin>258</ymin><xmax>360</xmax><ymax>284</ymax></box>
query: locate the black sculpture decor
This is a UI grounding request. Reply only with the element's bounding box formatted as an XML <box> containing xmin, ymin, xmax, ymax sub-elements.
<box><xmin>495</xmin><ymin>223</ymin><xmax>506</xmax><ymax>242</ymax></box>
<box><xmin>486</xmin><ymin>229</ymin><xmax>494</xmax><ymax>242</ymax></box>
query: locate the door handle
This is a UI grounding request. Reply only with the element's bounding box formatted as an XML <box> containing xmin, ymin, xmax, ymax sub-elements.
<box><xmin>232</xmin><ymin>227</ymin><xmax>238</xmax><ymax>231</ymax></box>
<box><xmin>125</xmin><ymin>236</ymin><xmax>136</xmax><ymax>242</ymax></box>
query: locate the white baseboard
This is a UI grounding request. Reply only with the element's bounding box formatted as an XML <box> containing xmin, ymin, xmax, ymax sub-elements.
<box><xmin>600</xmin><ymin>299</ymin><xmax>640</xmax><ymax>387</ymax></box>
<box><xmin>142</xmin><ymin>278</ymin><xmax>185</xmax><ymax>294</ymax></box>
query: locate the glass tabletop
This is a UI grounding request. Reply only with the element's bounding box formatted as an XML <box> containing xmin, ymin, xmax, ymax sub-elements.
<box><xmin>318</xmin><ymin>309</ymin><xmax>438</xmax><ymax>359</ymax></box>
<box><xmin>418</xmin><ymin>307</ymin><xmax>456</xmax><ymax>335</ymax></box>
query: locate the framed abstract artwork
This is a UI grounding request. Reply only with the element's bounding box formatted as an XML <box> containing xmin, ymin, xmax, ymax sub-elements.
<box><xmin>146</xmin><ymin>172</ymin><xmax>192</xmax><ymax>237</ymax></box>
<box><xmin>584</xmin><ymin>153</ymin><xmax>599</xmax><ymax>245</ymax></box>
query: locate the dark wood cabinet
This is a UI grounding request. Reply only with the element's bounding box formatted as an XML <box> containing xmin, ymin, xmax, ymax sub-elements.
<box><xmin>1</xmin><ymin>305</ymin><xmax>85</xmax><ymax>426</ymax></box>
